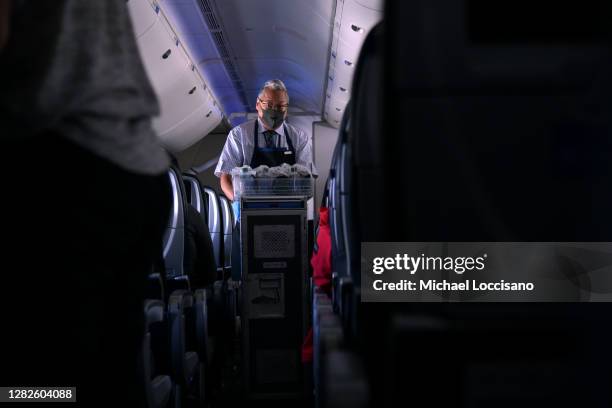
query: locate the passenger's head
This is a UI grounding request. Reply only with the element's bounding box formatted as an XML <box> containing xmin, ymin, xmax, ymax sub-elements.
<box><xmin>256</xmin><ymin>79</ymin><xmax>289</xmax><ymax>130</ymax></box>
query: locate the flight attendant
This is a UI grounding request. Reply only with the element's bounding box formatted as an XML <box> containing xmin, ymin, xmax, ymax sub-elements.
<box><xmin>214</xmin><ymin>79</ymin><xmax>317</xmax><ymax>277</ymax></box>
<box><xmin>215</xmin><ymin>79</ymin><xmax>316</xmax><ymax>199</ymax></box>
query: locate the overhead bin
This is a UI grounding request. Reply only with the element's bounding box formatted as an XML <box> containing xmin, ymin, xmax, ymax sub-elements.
<box><xmin>337</xmin><ymin>0</ymin><xmax>382</xmax><ymax>49</ymax></box>
<box><xmin>128</xmin><ymin>0</ymin><xmax>222</xmax><ymax>152</ymax></box>
<box><xmin>332</xmin><ymin>45</ymin><xmax>359</xmax><ymax>87</ymax></box>
<box><xmin>326</xmin><ymin>94</ymin><xmax>349</xmax><ymax>126</ymax></box>
<box><xmin>136</xmin><ymin>17</ymin><xmax>208</xmax><ymax>141</ymax></box>
<box><xmin>324</xmin><ymin>0</ymin><xmax>382</xmax><ymax>128</ymax></box>
<box><xmin>159</xmin><ymin>96</ymin><xmax>222</xmax><ymax>152</ymax></box>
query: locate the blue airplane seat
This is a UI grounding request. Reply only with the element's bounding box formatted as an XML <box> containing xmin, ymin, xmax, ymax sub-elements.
<box><xmin>329</xmin><ymin>103</ymin><xmax>364</xmax><ymax>343</ymax></box>
<box><xmin>183</xmin><ymin>174</ymin><xmax>211</xmax><ymax>242</ymax></box>
<box><xmin>329</xmin><ymin>22</ymin><xmax>384</xmax><ymax>343</ymax></box>
<box><xmin>219</xmin><ymin>195</ymin><xmax>234</xmax><ymax>278</ymax></box>
<box><xmin>203</xmin><ymin>186</ymin><xmax>224</xmax><ymax>280</ymax></box>
<box><xmin>162</xmin><ymin>167</ymin><xmax>187</xmax><ymax>279</ymax></box>
<box><xmin>312</xmin><ymin>289</ymin><xmax>335</xmax><ymax>408</ymax></box>
<box><xmin>183</xmin><ymin>173</ymin><xmax>208</xmax><ymax>225</ymax></box>
<box><xmin>146</xmin><ymin>273</ymin><xmax>165</xmax><ymax>301</ymax></box>
<box><xmin>167</xmin><ymin>290</ymin><xmax>201</xmax><ymax>405</ymax></box>
<box><xmin>182</xmin><ymin>173</ymin><xmax>225</xmax><ymax>339</ymax></box>
<box><xmin>314</xmin><ymin>25</ymin><xmax>383</xmax><ymax>405</ymax></box>
<box><xmin>200</xmin><ymin>188</ymin><xmax>239</xmax><ymax>348</ymax></box>
<box><xmin>384</xmin><ymin>0</ymin><xmax>612</xmax><ymax>242</ymax></box>
<box><xmin>357</xmin><ymin>1</ymin><xmax>612</xmax><ymax>406</ymax></box>
<box><xmin>320</xmin><ymin>350</ymin><xmax>369</xmax><ymax>408</ymax></box>
<box><xmin>315</xmin><ymin>310</ymin><xmax>346</xmax><ymax>408</ymax></box>
<box><xmin>142</xmin><ymin>299</ymin><xmax>172</xmax><ymax>408</ymax></box>
<box><xmin>162</xmin><ymin>167</ymin><xmax>205</xmax><ymax>405</ymax></box>
<box><xmin>347</xmin><ymin>21</ymin><xmax>385</xmax><ymax>281</ymax></box>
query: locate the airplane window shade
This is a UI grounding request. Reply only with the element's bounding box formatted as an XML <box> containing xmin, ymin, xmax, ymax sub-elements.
<box><xmin>467</xmin><ymin>0</ymin><xmax>608</xmax><ymax>44</ymax></box>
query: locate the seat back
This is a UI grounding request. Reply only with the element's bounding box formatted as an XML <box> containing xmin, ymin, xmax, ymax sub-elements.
<box><xmin>329</xmin><ymin>104</ymin><xmax>351</xmax><ymax>283</ymax></box>
<box><xmin>329</xmin><ymin>105</ymin><xmax>353</xmax><ymax>318</ymax></box>
<box><xmin>384</xmin><ymin>0</ymin><xmax>612</xmax><ymax>241</ymax></box>
<box><xmin>379</xmin><ymin>312</ymin><xmax>612</xmax><ymax>407</ymax></box>
<box><xmin>203</xmin><ymin>187</ymin><xmax>224</xmax><ymax>272</ymax></box>
<box><xmin>183</xmin><ymin>174</ymin><xmax>208</xmax><ymax>226</ymax></box>
<box><xmin>352</xmin><ymin>1</ymin><xmax>612</xmax><ymax>406</ymax></box>
<box><xmin>142</xmin><ymin>300</ymin><xmax>172</xmax><ymax>408</ymax></box>
<box><xmin>219</xmin><ymin>195</ymin><xmax>233</xmax><ymax>273</ymax></box>
<box><xmin>347</xmin><ymin>23</ymin><xmax>385</xmax><ymax>284</ymax></box>
<box><xmin>329</xmin><ymin>23</ymin><xmax>384</xmax><ymax>339</ymax></box>
<box><xmin>146</xmin><ymin>273</ymin><xmax>165</xmax><ymax>301</ymax></box>
<box><xmin>162</xmin><ymin>166</ymin><xmax>187</xmax><ymax>278</ymax></box>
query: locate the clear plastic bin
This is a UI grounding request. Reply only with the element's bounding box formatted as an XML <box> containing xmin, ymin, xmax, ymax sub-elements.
<box><xmin>233</xmin><ymin>176</ymin><xmax>313</xmax><ymax>199</ymax></box>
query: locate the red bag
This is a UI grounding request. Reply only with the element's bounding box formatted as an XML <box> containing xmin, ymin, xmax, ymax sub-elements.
<box><xmin>311</xmin><ymin>207</ymin><xmax>332</xmax><ymax>295</ymax></box>
<box><xmin>302</xmin><ymin>207</ymin><xmax>332</xmax><ymax>363</ymax></box>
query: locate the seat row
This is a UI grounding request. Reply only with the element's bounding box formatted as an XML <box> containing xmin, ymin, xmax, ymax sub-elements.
<box><xmin>140</xmin><ymin>164</ymin><xmax>239</xmax><ymax>408</ymax></box>
<box><xmin>313</xmin><ymin>1</ymin><xmax>612</xmax><ymax>406</ymax></box>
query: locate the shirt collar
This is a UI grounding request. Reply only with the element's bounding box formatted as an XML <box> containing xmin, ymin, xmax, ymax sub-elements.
<box><xmin>257</xmin><ymin>117</ymin><xmax>285</xmax><ymax>138</ymax></box>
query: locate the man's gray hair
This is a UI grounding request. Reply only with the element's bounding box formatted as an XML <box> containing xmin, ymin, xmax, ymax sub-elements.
<box><xmin>258</xmin><ymin>79</ymin><xmax>289</xmax><ymax>102</ymax></box>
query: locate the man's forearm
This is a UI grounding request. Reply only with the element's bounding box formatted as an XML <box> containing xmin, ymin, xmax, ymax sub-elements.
<box><xmin>220</xmin><ymin>173</ymin><xmax>234</xmax><ymax>201</ymax></box>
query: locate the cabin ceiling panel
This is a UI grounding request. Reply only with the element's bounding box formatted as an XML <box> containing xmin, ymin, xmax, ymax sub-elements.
<box><xmin>193</xmin><ymin>61</ymin><xmax>245</xmax><ymax>112</ymax></box>
<box><xmin>159</xmin><ymin>0</ymin><xmax>335</xmax><ymax>124</ymax></box>
<box><xmin>163</xmin><ymin>2</ymin><xmax>208</xmax><ymax>34</ymax></box>
<box><xmin>213</xmin><ymin>0</ymin><xmax>334</xmax><ymax>113</ymax></box>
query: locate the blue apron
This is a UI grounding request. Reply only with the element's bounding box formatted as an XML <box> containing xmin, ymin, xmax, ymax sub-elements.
<box><xmin>250</xmin><ymin>119</ymin><xmax>297</xmax><ymax>168</ymax></box>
